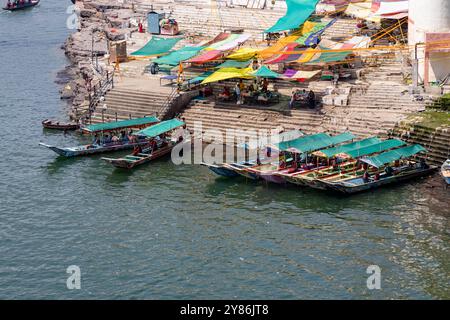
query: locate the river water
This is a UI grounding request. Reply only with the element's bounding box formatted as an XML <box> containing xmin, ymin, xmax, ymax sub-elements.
<box><xmin>0</xmin><ymin>1</ymin><xmax>449</xmax><ymax>299</ymax></box>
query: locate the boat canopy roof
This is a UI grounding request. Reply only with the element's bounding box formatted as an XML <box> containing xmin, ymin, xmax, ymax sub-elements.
<box><xmin>136</xmin><ymin>118</ymin><xmax>185</xmax><ymax>138</ymax></box>
<box><xmin>240</xmin><ymin>129</ymin><xmax>304</xmax><ymax>150</ymax></box>
<box><xmin>82</xmin><ymin>116</ymin><xmax>159</xmax><ymax>133</ymax></box>
<box><xmin>313</xmin><ymin>137</ymin><xmax>381</xmax><ymax>158</ymax></box>
<box><xmin>276</xmin><ymin>132</ymin><xmax>355</xmax><ymax>154</ymax></box>
<box><xmin>360</xmin><ymin>144</ymin><xmax>427</xmax><ymax>168</ymax></box>
<box><xmin>344</xmin><ymin>139</ymin><xmax>406</xmax><ymax>159</ymax></box>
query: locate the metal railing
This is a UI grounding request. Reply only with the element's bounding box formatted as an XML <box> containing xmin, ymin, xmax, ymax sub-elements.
<box><xmin>87</xmin><ymin>70</ymin><xmax>115</xmax><ymax>123</ymax></box>
<box><xmin>155</xmin><ymin>86</ymin><xmax>179</xmax><ymax>120</ymax></box>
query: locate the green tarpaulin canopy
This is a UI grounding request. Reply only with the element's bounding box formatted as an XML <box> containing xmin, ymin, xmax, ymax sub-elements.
<box><xmin>131</xmin><ymin>36</ymin><xmax>182</xmax><ymax>56</ymax></box>
<box><xmin>276</xmin><ymin>133</ymin><xmax>329</xmax><ymax>151</ymax></box>
<box><xmin>82</xmin><ymin>116</ymin><xmax>160</xmax><ymax>133</ymax></box>
<box><xmin>187</xmin><ymin>71</ymin><xmax>214</xmax><ymax>84</ymax></box>
<box><xmin>277</xmin><ymin>132</ymin><xmax>355</xmax><ymax>153</ymax></box>
<box><xmin>215</xmin><ymin>59</ymin><xmax>252</xmax><ymax>69</ymax></box>
<box><xmin>361</xmin><ymin>144</ymin><xmax>427</xmax><ymax>168</ymax></box>
<box><xmin>152</xmin><ymin>46</ymin><xmax>205</xmax><ymax>65</ymax></box>
<box><xmin>265</xmin><ymin>0</ymin><xmax>320</xmax><ymax>33</ymax></box>
<box><xmin>344</xmin><ymin>139</ymin><xmax>406</xmax><ymax>159</ymax></box>
<box><xmin>136</xmin><ymin>119</ymin><xmax>184</xmax><ymax>138</ymax></box>
<box><xmin>251</xmin><ymin>66</ymin><xmax>281</xmax><ymax>78</ymax></box>
<box><xmin>306</xmin><ymin>46</ymin><xmax>352</xmax><ymax>65</ymax></box>
<box><xmin>314</xmin><ymin>137</ymin><xmax>381</xmax><ymax>158</ymax></box>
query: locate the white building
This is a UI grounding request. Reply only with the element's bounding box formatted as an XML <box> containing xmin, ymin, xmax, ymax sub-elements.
<box><xmin>408</xmin><ymin>0</ymin><xmax>450</xmax><ymax>85</ymax></box>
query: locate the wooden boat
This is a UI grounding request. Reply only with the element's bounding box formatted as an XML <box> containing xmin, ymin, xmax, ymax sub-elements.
<box><xmin>42</xmin><ymin>119</ymin><xmax>79</xmax><ymax>131</ymax></box>
<box><xmin>325</xmin><ymin>165</ymin><xmax>437</xmax><ymax>194</ymax></box>
<box><xmin>322</xmin><ymin>144</ymin><xmax>434</xmax><ymax>193</ymax></box>
<box><xmin>39</xmin><ymin>138</ymin><xmax>149</xmax><ymax>157</ymax></box>
<box><xmin>101</xmin><ymin>118</ymin><xmax>186</xmax><ymax>169</ymax></box>
<box><xmin>81</xmin><ymin>116</ymin><xmax>160</xmax><ymax>134</ymax></box>
<box><xmin>244</xmin><ymin>132</ymin><xmax>356</xmax><ymax>184</ymax></box>
<box><xmin>202</xmin><ymin>163</ymin><xmax>240</xmax><ymax>178</ymax></box>
<box><xmin>222</xmin><ymin>162</ymin><xmax>260</xmax><ymax>180</ymax></box>
<box><xmin>102</xmin><ymin>141</ymin><xmax>178</xmax><ymax>169</ymax></box>
<box><xmin>441</xmin><ymin>160</ymin><xmax>450</xmax><ymax>186</ymax></box>
<box><xmin>3</xmin><ymin>0</ymin><xmax>39</xmax><ymax>11</ymax></box>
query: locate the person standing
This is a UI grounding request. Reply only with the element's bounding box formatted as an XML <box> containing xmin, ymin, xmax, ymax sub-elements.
<box><xmin>235</xmin><ymin>82</ymin><xmax>241</xmax><ymax>105</ymax></box>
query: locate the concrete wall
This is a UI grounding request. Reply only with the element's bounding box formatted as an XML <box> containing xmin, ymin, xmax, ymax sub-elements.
<box><xmin>408</xmin><ymin>0</ymin><xmax>450</xmax><ymax>84</ymax></box>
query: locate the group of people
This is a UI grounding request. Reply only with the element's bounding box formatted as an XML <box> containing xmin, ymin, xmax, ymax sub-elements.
<box><xmin>92</xmin><ymin>130</ymin><xmax>136</xmax><ymax>146</ymax></box>
<box><xmin>289</xmin><ymin>89</ymin><xmax>316</xmax><ymax>109</ymax></box>
<box><xmin>218</xmin><ymin>78</ymin><xmax>271</xmax><ymax>105</ymax></box>
<box><xmin>6</xmin><ymin>0</ymin><xmax>32</xmax><ymax>8</ymax></box>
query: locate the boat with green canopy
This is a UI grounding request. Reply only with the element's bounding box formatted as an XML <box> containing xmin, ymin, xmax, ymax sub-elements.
<box><xmin>40</xmin><ymin>117</ymin><xmax>161</xmax><ymax>157</ymax></box>
<box><xmin>290</xmin><ymin>139</ymin><xmax>407</xmax><ymax>189</ymax></box>
<box><xmin>244</xmin><ymin>132</ymin><xmax>356</xmax><ymax>184</ymax></box>
<box><xmin>324</xmin><ymin>144</ymin><xmax>437</xmax><ymax>194</ymax></box>
<box><xmin>81</xmin><ymin>116</ymin><xmax>160</xmax><ymax>134</ymax></box>
<box><xmin>278</xmin><ymin>137</ymin><xmax>385</xmax><ymax>187</ymax></box>
<box><xmin>202</xmin><ymin>130</ymin><xmax>305</xmax><ymax>179</ymax></box>
<box><xmin>101</xmin><ymin>119</ymin><xmax>186</xmax><ymax>169</ymax></box>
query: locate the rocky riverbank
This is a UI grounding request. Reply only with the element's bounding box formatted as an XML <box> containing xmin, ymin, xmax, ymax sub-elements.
<box><xmin>60</xmin><ymin>0</ymin><xmax>144</xmax><ymax>120</ymax></box>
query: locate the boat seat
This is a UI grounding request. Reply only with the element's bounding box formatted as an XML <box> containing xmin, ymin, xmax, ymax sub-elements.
<box><xmin>125</xmin><ymin>155</ymin><xmax>144</xmax><ymax>160</ymax></box>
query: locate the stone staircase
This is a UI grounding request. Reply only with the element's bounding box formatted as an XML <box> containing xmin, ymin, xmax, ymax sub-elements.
<box><xmin>180</xmin><ymin>98</ymin><xmax>325</xmax><ymax>145</ymax></box>
<box><xmin>89</xmin><ymin>85</ymin><xmax>174</xmax><ymax>123</ymax></box>
<box><xmin>392</xmin><ymin>124</ymin><xmax>450</xmax><ymax>164</ymax></box>
<box><xmin>320</xmin><ymin>59</ymin><xmax>426</xmax><ymax>137</ymax></box>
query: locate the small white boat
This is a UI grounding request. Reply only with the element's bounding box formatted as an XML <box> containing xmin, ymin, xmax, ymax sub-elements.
<box><xmin>441</xmin><ymin>159</ymin><xmax>450</xmax><ymax>186</ymax></box>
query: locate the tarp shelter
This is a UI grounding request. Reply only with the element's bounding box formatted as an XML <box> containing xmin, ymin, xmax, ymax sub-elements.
<box><xmin>286</xmin><ymin>70</ymin><xmax>322</xmax><ymax>80</ymax></box>
<box><xmin>201</xmin><ymin>67</ymin><xmax>254</xmax><ymax>84</ymax></box>
<box><xmin>215</xmin><ymin>59</ymin><xmax>252</xmax><ymax>69</ymax></box>
<box><xmin>264</xmin><ymin>43</ymin><xmax>302</xmax><ymax>64</ymax></box>
<box><xmin>188</xmin><ymin>50</ymin><xmax>222</xmax><ymax>63</ymax></box>
<box><xmin>131</xmin><ymin>36</ymin><xmax>182</xmax><ymax>56</ymax></box>
<box><xmin>265</xmin><ymin>0</ymin><xmax>321</xmax><ymax>33</ymax></box>
<box><xmin>306</xmin><ymin>46</ymin><xmax>352</xmax><ymax>65</ymax></box>
<box><xmin>251</xmin><ymin>66</ymin><xmax>281</xmax><ymax>78</ymax></box>
<box><xmin>136</xmin><ymin>119</ymin><xmax>185</xmax><ymax>138</ymax></box>
<box><xmin>259</xmin><ymin>35</ymin><xmax>300</xmax><ymax>60</ymax></box>
<box><xmin>227</xmin><ymin>48</ymin><xmax>259</xmax><ymax>61</ymax></box>
<box><xmin>344</xmin><ymin>139</ymin><xmax>406</xmax><ymax>159</ymax></box>
<box><xmin>345</xmin><ymin>0</ymin><xmax>381</xmax><ymax>22</ymax></box>
<box><xmin>316</xmin><ymin>0</ymin><xmax>351</xmax><ymax>15</ymax></box>
<box><xmin>360</xmin><ymin>144</ymin><xmax>427</xmax><ymax>168</ymax></box>
<box><xmin>276</xmin><ymin>132</ymin><xmax>355</xmax><ymax>153</ymax></box>
<box><xmin>313</xmin><ymin>137</ymin><xmax>381</xmax><ymax>158</ymax></box>
<box><xmin>187</xmin><ymin>71</ymin><xmax>214</xmax><ymax>84</ymax></box>
<box><xmin>82</xmin><ymin>116</ymin><xmax>160</xmax><ymax>134</ymax></box>
<box><xmin>152</xmin><ymin>46</ymin><xmax>206</xmax><ymax>65</ymax></box>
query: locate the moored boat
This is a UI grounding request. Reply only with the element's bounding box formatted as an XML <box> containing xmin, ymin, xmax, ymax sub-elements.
<box><xmin>202</xmin><ymin>163</ymin><xmax>240</xmax><ymax>177</ymax></box>
<box><xmin>101</xmin><ymin>119</ymin><xmax>186</xmax><ymax>169</ymax></box>
<box><xmin>323</xmin><ymin>144</ymin><xmax>436</xmax><ymax>194</ymax></box>
<box><xmin>42</xmin><ymin>119</ymin><xmax>79</xmax><ymax>131</ymax></box>
<box><xmin>441</xmin><ymin>159</ymin><xmax>450</xmax><ymax>186</ymax></box>
<box><xmin>39</xmin><ymin>137</ymin><xmax>149</xmax><ymax>157</ymax></box>
<box><xmin>3</xmin><ymin>0</ymin><xmax>39</xmax><ymax>11</ymax></box>
<box><xmin>245</xmin><ymin>132</ymin><xmax>356</xmax><ymax>184</ymax></box>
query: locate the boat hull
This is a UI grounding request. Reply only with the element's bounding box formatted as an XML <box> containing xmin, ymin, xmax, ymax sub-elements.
<box><xmin>202</xmin><ymin>163</ymin><xmax>240</xmax><ymax>177</ymax></box>
<box><xmin>42</xmin><ymin>119</ymin><xmax>79</xmax><ymax>131</ymax></box>
<box><xmin>325</xmin><ymin>166</ymin><xmax>438</xmax><ymax>194</ymax></box>
<box><xmin>3</xmin><ymin>0</ymin><xmax>39</xmax><ymax>10</ymax></box>
<box><xmin>102</xmin><ymin>143</ymin><xmax>175</xmax><ymax>169</ymax></box>
<box><xmin>39</xmin><ymin>140</ymin><xmax>147</xmax><ymax>157</ymax></box>
<box><xmin>440</xmin><ymin>160</ymin><xmax>450</xmax><ymax>185</ymax></box>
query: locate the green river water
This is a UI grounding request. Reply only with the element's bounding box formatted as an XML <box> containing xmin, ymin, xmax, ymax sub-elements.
<box><xmin>0</xmin><ymin>1</ymin><xmax>449</xmax><ymax>299</ymax></box>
